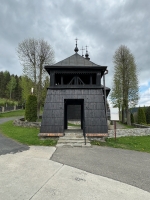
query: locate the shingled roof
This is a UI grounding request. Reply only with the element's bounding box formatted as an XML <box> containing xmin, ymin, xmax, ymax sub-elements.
<box><xmin>52</xmin><ymin>53</ymin><xmax>100</xmax><ymax>67</ymax></box>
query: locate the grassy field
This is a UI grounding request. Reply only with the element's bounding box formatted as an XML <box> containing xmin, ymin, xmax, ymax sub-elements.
<box><xmin>91</xmin><ymin>136</ymin><xmax>150</xmax><ymax>153</ymax></box>
<box><xmin>0</xmin><ymin>109</ymin><xmax>25</xmax><ymax>118</ymax></box>
<box><xmin>0</xmin><ymin>121</ymin><xmax>57</xmax><ymax>146</ymax></box>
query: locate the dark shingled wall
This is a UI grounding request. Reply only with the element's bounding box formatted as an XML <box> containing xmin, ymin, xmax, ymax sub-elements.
<box><xmin>40</xmin><ymin>89</ymin><xmax>107</xmax><ymax>135</ymax></box>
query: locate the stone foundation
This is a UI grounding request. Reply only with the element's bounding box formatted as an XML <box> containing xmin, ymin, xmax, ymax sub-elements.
<box><xmin>108</xmin><ymin>128</ymin><xmax>150</xmax><ymax>138</ymax></box>
<box><xmin>13</xmin><ymin>118</ymin><xmax>41</xmax><ymax>128</ymax></box>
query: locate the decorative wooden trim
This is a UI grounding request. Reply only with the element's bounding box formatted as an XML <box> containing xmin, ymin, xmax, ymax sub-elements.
<box><xmin>38</xmin><ymin>133</ymin><xmax>64</xmax><ymax>137</ymax></box>
<box><xmin>86</xmin><ymin>133</ymin><xmax>108</xmax><ymax>137</ymax></box>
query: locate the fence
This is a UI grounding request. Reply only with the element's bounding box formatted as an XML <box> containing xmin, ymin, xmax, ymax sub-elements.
<box><xmin>0</xmin><ymin>105</ymin><xmax>23</xmax><ymax>113</ymax></box>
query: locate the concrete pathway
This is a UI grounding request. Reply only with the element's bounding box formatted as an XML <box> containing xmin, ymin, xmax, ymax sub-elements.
<box><xmin>0</xmin><ymin>146</ymin><xmax>150</xmax><ymax>200</ymax></box>
<box><xmin>52</xmin><ymin>146</ymin><xmax>150</xmax><ymax>193</ymax></box>
<box><xmin>0</xmin><ymin>116</ymin><xmax>23</xmax><ymax>124</ymax></box>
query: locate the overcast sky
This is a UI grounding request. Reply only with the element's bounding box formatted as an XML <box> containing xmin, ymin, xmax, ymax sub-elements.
<box><xmin>0</xmin><ymin>0</ymin><xmax>150</xmax><ymax>106</ymax></box>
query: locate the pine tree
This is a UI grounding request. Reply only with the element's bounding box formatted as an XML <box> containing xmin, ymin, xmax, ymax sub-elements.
<box><xmin>137</xmin><ymin>107</ymin><xmax>146</xmax><ymax>124</ymax></box>
<box><xmin>146</xmin><ymin>106</ymin><xmax>150</xmax><ymax>124</ymax></box>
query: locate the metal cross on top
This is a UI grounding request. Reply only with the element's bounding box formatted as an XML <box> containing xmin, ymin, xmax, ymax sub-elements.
<box><xmin>75</xmin><ymin>38</ymin><xmax>78</xmax><ymax>45</ymax></box>
<box><xmin>80</xmin><ymin>46</ymin><xmax>85</xmax><ymax>57</ymax></box>
<box><xmin>85</xmin><ymin>45</ymin><xmax>88</xmax><ymax>52</ymax></box>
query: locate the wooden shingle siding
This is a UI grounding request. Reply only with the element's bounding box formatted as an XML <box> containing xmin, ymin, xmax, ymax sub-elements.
<box><xmin>40</xmin><ymin>88</ymin><xmax>108</xmax><ymax>135</ymax></box>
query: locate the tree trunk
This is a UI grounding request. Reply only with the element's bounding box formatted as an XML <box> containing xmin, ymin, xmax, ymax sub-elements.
<box><xmin>122</xmin><ymin>107</ymin><xmax>125</xmax><ymax>123</ymax></box>
<box><xmin>127</xmin><ymin>109</ymin><xmax>131</xmax><ymax>126</ymax></box>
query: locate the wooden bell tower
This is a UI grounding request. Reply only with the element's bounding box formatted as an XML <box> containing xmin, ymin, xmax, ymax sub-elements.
<box><xmin>39</xmin><ymin>41</ymin><xmax>110</xmax><ymax>138</ymax></box>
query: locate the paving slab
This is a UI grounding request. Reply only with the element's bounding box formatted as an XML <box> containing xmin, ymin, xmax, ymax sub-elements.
<box><xmin>0</xmin><ymin>146</ymin><xmax>62</xmax><ymax>200</ymax></box>
<box><xmin>0</xmin><ymin>146</ymin><xmax>150</xmax><ymax>200</ymax></box>
<box><xmin>32</xmin><ymin>165</ymin><xmax>150</xmax><ymax>200</ymax></box>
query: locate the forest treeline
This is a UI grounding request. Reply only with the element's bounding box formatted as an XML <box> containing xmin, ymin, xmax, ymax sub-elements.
<box><xmin>0</xmin><ymin>70</ymin><xmax>49</xmax><ymax>106</ymax></box>
<box><xmin>0</xmin><ymin>71</ymin><xmax>22</xmax><ymax>101</ymax></box>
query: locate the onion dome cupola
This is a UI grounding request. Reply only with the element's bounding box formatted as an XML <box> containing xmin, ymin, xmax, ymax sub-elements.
<box><xmin>74</xmin><ymin>38</ymin><xmax>79</xmax><ymax>53</ymax></box>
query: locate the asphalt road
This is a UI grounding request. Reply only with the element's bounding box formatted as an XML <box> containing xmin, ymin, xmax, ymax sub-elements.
<box><xmin>0</xmin><ymin>117</ymin><xmax>29</xmax><ymax>155</ymax></box>
<box><xmin>0</xmin><ymin>116</ymin><xmax>22</xmax><ymax>124</ymax></box>
<box><xmin>51</xmin><ymin>146</ymin><xmax>150</xmax><ymax>193</ymax></box>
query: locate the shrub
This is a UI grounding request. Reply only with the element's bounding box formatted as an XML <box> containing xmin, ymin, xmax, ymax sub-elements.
<box><xmin>25</xmin><ymin>95</ymin><xmax>37</xmax><ymax>122</ymax></box>
<box><xmin>130</xmin><ymin>113</ymin><xmax>134</xmax><ymax>123</ymax></box>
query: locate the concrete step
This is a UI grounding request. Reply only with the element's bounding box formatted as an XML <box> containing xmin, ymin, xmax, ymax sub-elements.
<box><xmin>58</xmin><ymin>140</ymin><xmax>88</xmax><ymax>144</ymax></box>
<box><xmin>56</xmin><ymin>143</ymin><xmax>91</xmax><ymax>147</ymax></box>
<box><xmin>56</xmin><ymin>129</ymin><xmax>91</xmax><ymax>147</ymax></box>
<box><xmin>59</xmin><ymin>135</ymin><xmax>84</xmax><ymax>140</ymax></box>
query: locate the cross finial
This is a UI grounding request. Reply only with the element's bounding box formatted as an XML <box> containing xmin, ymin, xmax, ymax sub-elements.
<box><xmin>74</xmin><ymin>38</ymin><xmax>79</xmax><ymax>53</ymax></box>
<box><xmin>75</xmin><ymin>38</ymin><xmax>78</xmax><ymax>45</ymax></box>
<box><xmin>85</xmin><ymin>45</ymin><xmax>89</xmax><ymax>59</ymax></box>
<box><xmin>85</xmin><ymin>45</ymin><xmax>88</xmax><ymax>52</ymax></box>
<box><xmin>80</xmin><ymin>46</ymin><xmax>85</xmax><ymax>57</ymax></box>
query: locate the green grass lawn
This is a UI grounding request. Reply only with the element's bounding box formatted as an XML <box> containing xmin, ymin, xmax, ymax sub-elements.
<box><xmin>1</xmin><ymin>117</ymin><xmax>150</xmax><ymax>151</ymax></box>
<box><xmin>0</xmin><ymin>121</ymin><xmax>57</xmax><ymax>146</ymax></box>
<box><xmin>68</xmin><ymin>122</ymin><xmax>81</xmax><ymax>127</ymax></box>
<box><xmin>0</xmin><ymin>109</ymin><xmax>25</xmax><ymax>118</ymax></box>
<box><xmin>91</xmin><ymin>136</ymin><xmax>150</xmax><ymax>153</ymax></box>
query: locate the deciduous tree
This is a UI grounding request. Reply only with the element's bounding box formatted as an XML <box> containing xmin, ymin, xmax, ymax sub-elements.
<box><xmin>6</xmin><ymin>76</ymin><xmax>16</xmax><ymax>99</ymax></box>
<box><xmin>110</xmin><ymin>45</ymin><xmax>139</xmax><ymax>125</ymax></box>
<box><xmin>17</xmin><ymin>38</ymin><xmax>55</xmax><ymax>116</ymax></box>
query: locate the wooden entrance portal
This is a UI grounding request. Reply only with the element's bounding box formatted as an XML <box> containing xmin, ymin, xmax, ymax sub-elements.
<box><xmin>64</xmin><ymin>99</ymin><xmax>84</xmax><ymax>130</ymax></box>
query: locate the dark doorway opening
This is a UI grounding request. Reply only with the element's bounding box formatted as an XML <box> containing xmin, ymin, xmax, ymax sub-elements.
<box><xmin>64</xmin><ymin>99</ymin><xmax>84</xmax><ymax>130</ymax></box>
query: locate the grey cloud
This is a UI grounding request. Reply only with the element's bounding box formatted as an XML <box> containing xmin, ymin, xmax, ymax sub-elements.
<box><xmin>0</xmin><ymin>0</ymin><xmax>150</xmax><ymax>105</ymax></box>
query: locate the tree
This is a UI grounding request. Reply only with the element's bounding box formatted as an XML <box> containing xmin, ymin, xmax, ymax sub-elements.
<box><xmin>137</xmin><ymin>107</ymin><xmax>146</xmax><ymax>124</ymax></box>
<box><xmin>110</xmin><ymin>45</ymin><xmax>139</xmax><ymax>124</ymax></box>
<box><xmin>6</xmin><ymin>76</ymin><xmax>16</xmax><ymax>99</ymax></box>
<box><xmin>25</xmin><ymin>95</ymin><xmax>37</xmax><ymax>122</ymax></box>
<box><xmin>0</xmin><ymin>72</ymin><xmax>4</xmax><ymax>98</ymax></box>
<box><xmin>17</xmin><ymin>38</ymin><xmax>55</xmax><ymax>116</ymax></box>
<box><xmin>130</xmin><ymin>113</ymin><xmax>134</xmax><ymax>124</ymax></box>
<box><xmin>41</xmin><ymin>75</ymin><xmax>50</xmax><ymax>106</ymax></box>
<box><xmin>146</xmin><ymin>106</ymin><xmax>150</xmax><ymax>124</ymax></box>
<box><xmin>20</xmin><ymin>75</ymin><xmax>34</xmax><ymax>103</ymax></box>
<box><xmin>12</xmin><ymin>75</ymin><xmax>22</xmax><ymax>101</ymax></box>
